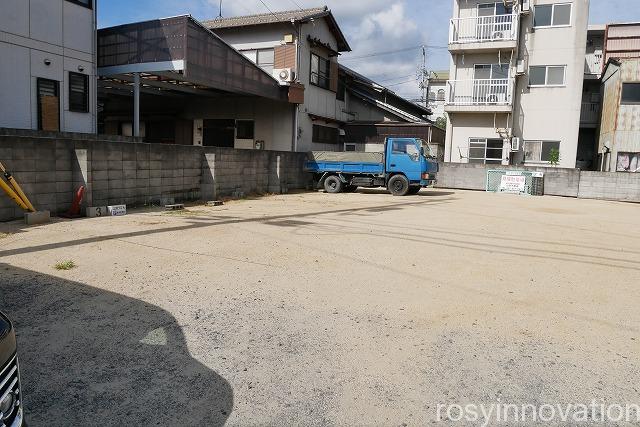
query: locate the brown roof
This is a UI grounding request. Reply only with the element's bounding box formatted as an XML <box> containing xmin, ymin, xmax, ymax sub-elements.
<box><xmin>203</xmin><ymin>6</ymin><xmax>351</xmax><ymax>52</ymax></box>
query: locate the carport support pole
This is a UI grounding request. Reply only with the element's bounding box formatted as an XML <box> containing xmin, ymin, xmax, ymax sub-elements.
<box><xmin>133</xmin><ymin>72</ymin><xmax>140</xmax><ymax>137</ymax></box>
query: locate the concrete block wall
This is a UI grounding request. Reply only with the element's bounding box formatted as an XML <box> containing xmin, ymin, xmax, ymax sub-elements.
<box><xmin>578</xmin><ymin>172</ymin><xmax>640</xmax><ymax>202</ymax></box>
<box><xmin>435</xmin><ymin>163</ymin><xmax>581</xmax><ymax>198</ymax></box>
<box><xmin>0</xmin><ymin>130</ymin><xmax>311</xmax><ymax>221</ymax></box>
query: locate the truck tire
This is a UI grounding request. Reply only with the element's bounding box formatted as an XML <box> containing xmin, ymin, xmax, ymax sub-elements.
<box><xmin>388</xmin><ymin>175</ymin><xmax>410</xmax><ymax>196</ymax></box>
<box><xmin>324</xmin><ymin>175</ymin><xmax>343</xmax><ymax>193</ymax></box>
<box><xmin>407</xmin><ymin>186</ymin><xmax>421</xmax><ymax>195</ymax></box>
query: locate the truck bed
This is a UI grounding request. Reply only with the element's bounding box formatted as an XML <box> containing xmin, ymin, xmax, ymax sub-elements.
<box><xmin>305</xmin><ymin>151</ymin><xmax>384</xmax><ymax>174</ymax></box>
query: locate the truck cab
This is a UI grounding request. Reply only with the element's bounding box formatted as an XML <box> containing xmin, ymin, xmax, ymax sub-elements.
<box><xmin>385</xmin><ymin>138</ymin><xmax>439</xmax><ymax>190</ymax></box>
<box><xmin>0</xmin><ymin>312</ymin><xmax>24</xmax><ymax>427</ymax></box>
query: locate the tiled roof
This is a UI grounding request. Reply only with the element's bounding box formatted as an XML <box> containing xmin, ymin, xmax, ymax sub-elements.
<box><xmin>203</xmin><ymin>7</ymin><xmax>328</xmax><ymax>29</ymax></box>
<box><xmin>203</xmin><ymin>6</ymin><xmax>351</xmax><ymax>52</ymax></box>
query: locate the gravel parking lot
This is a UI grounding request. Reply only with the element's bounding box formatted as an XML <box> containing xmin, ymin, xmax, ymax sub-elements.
<box><xmin>1</xmin><ymin>189</ymin><xmax>638</xmax><ymax>426</ymax></box>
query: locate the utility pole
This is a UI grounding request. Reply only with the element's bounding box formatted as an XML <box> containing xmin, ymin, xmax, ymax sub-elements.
<box><xmin>218</xmin><ymin>0</ymin><xmax>223</xmax><ymax>18</ymax></box>
<box><xmin>418</xmin><ymin>45</ymin><xmax>429</xmax><ymax>109</ymax></box>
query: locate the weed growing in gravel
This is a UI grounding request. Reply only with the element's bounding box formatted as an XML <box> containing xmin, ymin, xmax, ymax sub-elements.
<box><xmin>54</xmin><ymin>260</ymin><xmax>76</xmax><ymax>270</ymax></box>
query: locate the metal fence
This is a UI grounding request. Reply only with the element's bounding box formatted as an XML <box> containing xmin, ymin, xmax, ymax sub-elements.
<box><xmin>446</xmin><ymin>79</ymin><xmax>513</xmax><ymax>106</ymax></box>
<box><xmin>486</xmin><ymin>170</ymin><xmax>544</xmax><ymax>196</ymax></box>
<box><xmin>450</xmin><ymin>14</ymin><xmax>519</xmax><ymax>44</ymax></box>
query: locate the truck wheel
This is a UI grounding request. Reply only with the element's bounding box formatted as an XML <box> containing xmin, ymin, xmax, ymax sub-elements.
<box><xmin>388</xmin><ymin>175</ymin><xmax>410</xmax><ymax>196</ymax></box>
<box><xmin>324</xmin><ymin>175</ymin><xmax>343</xmax><ymax>193</ymax></box>
<box><xmin>407</xmin><ymin>186</ymin><xmax>421</xmax><ymax>195</ymax></box>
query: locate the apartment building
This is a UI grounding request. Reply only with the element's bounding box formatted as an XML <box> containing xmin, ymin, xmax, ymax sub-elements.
<box><xmin>445</xmin><ymin>0</ymin><xmax>589</xmax><ymax>169</ymax></box>
<box><xmin>0</xmin><ymin>0</ymin><xmax>97</xmax><ymax>133</ymax></box>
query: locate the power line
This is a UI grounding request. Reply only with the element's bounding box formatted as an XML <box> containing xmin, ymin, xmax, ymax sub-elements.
<box><xmin>257</xmin><ymin>0</ymin><xmax>279</xmax><ymax>19</ymax></box>
<box><xmin>341</xmin><ymin>44</ymin><xmax>448</xmax><ymax>62</ymax></box>
<box><xmin>288</xmin><ymin>0</ymin><xmax>305</xmax><ymax>10</ymax></box>
<box><xmin>374</xmin><ymin>74</ymin><xmax>415</xmax><ymax>83</ymax></box>
<box><xmin>384</xmin><ymin>79</ymin><xmax>418</xmax><ymax>87</ymax></box>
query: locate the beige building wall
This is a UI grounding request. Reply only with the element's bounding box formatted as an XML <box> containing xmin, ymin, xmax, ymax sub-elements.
<box><xmin>0</xmin><ymin>0</ymin><xmax>97</xmax><ymax>133</ymax></box>
<box><xmin>445</xmin><ymin>0</ymin><xmax>590</xmax><ymax>168</ymax></box>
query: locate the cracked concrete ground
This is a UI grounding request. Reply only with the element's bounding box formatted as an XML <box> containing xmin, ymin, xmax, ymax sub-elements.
<box><xmin>0</xmin><ymin>189</ymin><xmax>638</xmax><ymax>426</ymax></box>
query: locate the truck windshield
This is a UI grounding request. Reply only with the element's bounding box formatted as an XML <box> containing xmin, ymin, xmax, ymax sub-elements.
<box><xmin>417</xmin><ymin>139</ymin><xmax>436</xmax><ymax>159</ymax></box>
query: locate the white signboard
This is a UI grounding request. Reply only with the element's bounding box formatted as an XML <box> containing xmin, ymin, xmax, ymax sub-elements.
<box><xmin>500</xmin><ymin>175</ymin><xmax>526</xmax><ymax>194</ymax></box>
<box><xmin>107</xmin><ymin>205</ymin><xmax>127</xmax><ymax>216</ymax></box>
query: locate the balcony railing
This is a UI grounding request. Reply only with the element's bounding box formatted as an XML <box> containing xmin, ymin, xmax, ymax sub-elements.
<box><xmin>446</xmin><ymin>79</ymin><xmax>514</xmax><ymax>107</ymax></box>
<box><xmin>584</xmin><ymin>52</ymin><xmax>603</xmax><ymax>75</ymax></box>
<box><xmin>450</xmin><ymin>14</ymin><xmax>519</xmax><ymax>44</ymax></box>
<box><xmin>580</xmin><ymin>102</ymin><xmax>600</xmax><ymax>124</ymax></box>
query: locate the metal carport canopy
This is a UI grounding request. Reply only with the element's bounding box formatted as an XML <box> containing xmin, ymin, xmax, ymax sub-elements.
<box><xmin>97</xmin><ymin>15</ymin><xmax>288</xmax><ymax>135</ymax></box>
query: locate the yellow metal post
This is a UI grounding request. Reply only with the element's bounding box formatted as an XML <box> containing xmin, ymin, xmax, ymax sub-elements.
<box><xmin>0</xmin><ymin>177</ymin><xmax>30</xmax><ymax>211</ymax></box>
<box><xmin>0</xmin><ymin>161</ymin><xmax>36</xmax><ymax>212</ymax></box>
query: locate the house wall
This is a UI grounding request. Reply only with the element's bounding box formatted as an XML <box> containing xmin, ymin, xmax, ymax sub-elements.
<box><xmin>185</xmin><ymin>97</ymin><xmax>294</xmax><ymax>152</ymax></box>
<box><xmin>0</xmin><ymin>0</ymin><xmax>96</xmax><ymax>133</ymax></box>
<box><xmin>214</xmin><ymin>19</ymin><xmax>348</xmax><ymax>152</ymax></box>
<box><xmin>599</xmin><ymin>59</ymin><xmax>640</xmax><ymax>172</ymax></box>
<box><xmin>428</xmin><ymin>80</ymin><xmax>447</xmax><ymax>121</ymax></box>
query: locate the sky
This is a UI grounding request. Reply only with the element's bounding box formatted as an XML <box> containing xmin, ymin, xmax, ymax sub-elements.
<box><xmin>98</xmin><ymin>0</ymin><xmax>640</xmax><ymax>101</ymax></box>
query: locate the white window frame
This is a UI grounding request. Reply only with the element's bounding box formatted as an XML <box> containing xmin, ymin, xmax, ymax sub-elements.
<box><xmin>524</xmin><ymin>140</ymin><xmax>561</xmax><ymax>163</ymax></box>
<box><xmin>468</xmin><ymin>138</ymin><xmax>504</xmax><ymax>164</ymax></box>
<box><xmin>533</xmin><ymin>3</ymin><xmax>573</xmax><ymax>29</ymax></box>
<box><xmin>528</xmin><ymin>65</ymin><xmax>566</xmax><ymax>88</ymax></box>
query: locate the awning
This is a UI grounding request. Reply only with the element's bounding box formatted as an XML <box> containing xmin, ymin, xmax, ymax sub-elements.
<box><xmin>97</xmin><ymin>15</ymin><xmax>288</xmax><ymax>102</ymax></box>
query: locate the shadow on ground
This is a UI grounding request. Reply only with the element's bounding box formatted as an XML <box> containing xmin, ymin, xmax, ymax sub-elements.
<box><xmin>0</xmin><ymin>263</ymin><xmax>233</xmax><ymax>426</ymax></box>
<box><xmin>356</xmin><ymin>188</ymin><xmax>456</xmax><ymax>197</ymax></box>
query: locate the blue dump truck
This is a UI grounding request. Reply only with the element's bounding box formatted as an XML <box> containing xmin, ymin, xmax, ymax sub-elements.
<box><xmin>305</xmin><ymin>137</ymin><xmax>439</xmax><ymax>196</ymax></box>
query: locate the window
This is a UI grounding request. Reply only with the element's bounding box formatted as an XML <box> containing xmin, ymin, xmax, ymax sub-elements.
<box><xmin>65</xmin><ymin>0</ymin><xmax>92</xmax><ymax>8</ymax></box>
<box><xmin>69</xmin><ymin>72</ymin><xmax>89</xmax><ymax>113</ymax></box>
<box><xmin>37</xmin><ymin>78</ymin><xmax>60</xmax><ymax>131</ymax></box>
<box><xmin>240</xmin><ymin>49</ymin><xmax>274</xmax><ymax>74</ymax></box>
<box><xmin>529</xmin><ymin>65</ymin><xmax>566</xmax><ymax>87</ymax></box>
<box><xmin>312</xmin><ymin>124</ymin><xmax>339</xmax><ymax>144</ymax></box>
<box><xmin>236</xmin><ymin>120</ymin><xmax>255</xmax><ymax>139</ymax></box>
<box><xmin>310</xmin><ymin>53</ymin><xmax>330</xmax><ymax>90</ymax></box>
<box><xmin>391</xmin><ymin>140</ymin><xmax>419</xmax><ymax>159</ymax></box>
<box><xmin>344</xmin><ymin>143</ymin><xmax>356</xmax><ymax>152</ymax></box>
<box><xmin>337</xmin><ymin>77</ymin><xmax>346</xmax><ymax>101</ymax></box>
<box><xmin>429</xmin><ymin>91</ymin><xmax>437</xmax><ymax>102</ymax></box>
<box><xmin>437</xmin><ymin>89</ymin><xmax>446</xmax><ymax>101</ymax></box>
<box><xmin>478</xmin><ymin>2</ymin><xmax>512</xmax><ymax>16</ymax></box>
<box><xmin>621</xmin><ymin>83</ymin><xmax>640</xmax><ymax>105</ymax></box>
<box><xmin>468</xmin><ymin>138</ymin><xmax>503</xmax><ymax>164</ymax></box>
<box><xmin>534</xmin><ymin>3</ymin><xmax>572</xmax><ymax>27</ymax></box>
<box><xmin>616</xmin><ymin>152</ymin><xmax>640</xmax><ymax>172</ymax></box>
<box><xmin>524</xmin><ymin>141</ymin><xmax>560</xmax><ymax>163</ymax></box>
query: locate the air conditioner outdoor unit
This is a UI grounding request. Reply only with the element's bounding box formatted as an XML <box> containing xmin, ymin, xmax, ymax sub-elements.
<box><xmin>511</xmin><ymin>137</ymin><xmax>521</xmax><ymax>152</ymax></box>
<box><xmin>516</xmin><ymin>60</ymin><xmax>526</xmax><ymax>75</ymax></box>
<box><xmin>273</xmin><ymin>68</ymin><xmax>295</xmax><ymax>85</ymax></box>
<box><xmin>521</xmin><ymin>0</ymin><xmax>531</xmax><ymax>13</ymax></box>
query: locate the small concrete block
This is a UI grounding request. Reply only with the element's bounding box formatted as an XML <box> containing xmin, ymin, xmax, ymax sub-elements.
<box><xmin>25</xmin><ymin>210</ymin><xmax>50</xmax><ymax>225</ymax></box>
<box><xmin>87</xmin><ymin>206</ymin><xmax>108</xmax><ymax>218</ymax></box>
<box><xmin>165</xmin><ymin>204</ymin><xmax>184</xmax><ymax>211</ymax></box>
<box><xmin>207</xmin><ymin>201</ymin><xmax>224</xmax><ymax>207</ymax></box>
<box><xmin>107</xmin><ymin>205</ymin><xmax>127</xmax><ymax>216</ymax></box>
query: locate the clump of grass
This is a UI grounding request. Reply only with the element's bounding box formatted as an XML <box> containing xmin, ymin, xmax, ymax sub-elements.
<box><xmin>54</xmin><ymin>260</ymin><xmax>76</xmax><ymax>271</ymax></box>
<box><xmin>0</xmin><ymin>232</ymin><xmax>10</xmax><ymax>239</ymax></box>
